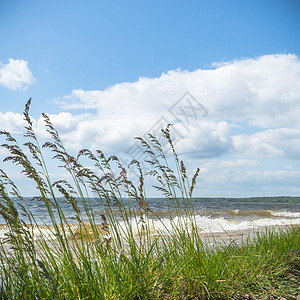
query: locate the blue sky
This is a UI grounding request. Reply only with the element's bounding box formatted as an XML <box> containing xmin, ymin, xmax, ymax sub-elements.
<box><xmin>0</xmin><ymin>1</ymin><xmax>300</xmax><ymax>197</ymax></box>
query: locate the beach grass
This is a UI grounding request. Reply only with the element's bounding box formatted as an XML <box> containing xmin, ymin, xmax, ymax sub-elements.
<box><xmin>0</xmin><ymin>99</ymin><xmax>299</xmax><ymax>299</ymax></box>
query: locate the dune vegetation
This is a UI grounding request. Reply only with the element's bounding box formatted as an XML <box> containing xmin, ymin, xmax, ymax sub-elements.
<box><xmin>0</xmin><ymin>99</ymin><xmax>299</xmax><ymax>299</ymax></box>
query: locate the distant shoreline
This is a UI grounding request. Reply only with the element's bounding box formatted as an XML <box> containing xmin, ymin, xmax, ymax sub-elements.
<box><xmin>191</xmin><ymin>196</ymin><xmax>300</xmax><ymax>204</ymax></box>
<box><xmin>11</xmin><ymin>196</ymin><xmax>300</xmax><ymax>204</ymax></box>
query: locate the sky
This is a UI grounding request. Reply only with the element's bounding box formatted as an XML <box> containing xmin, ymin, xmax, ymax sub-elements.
<box><xmin>0</xmin><ymin>0</ymin><xmax>300</xmax><ymax>197</ymax></box>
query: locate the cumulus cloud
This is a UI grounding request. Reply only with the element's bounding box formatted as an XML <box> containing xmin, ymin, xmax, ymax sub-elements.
<box><xmin>51</xmin><ymin>54</ymin><xmax>300</xmax><ymax>161</ymax></box>
<box><xmin>195</xmin><ymin>159</ymin><xmax>263</xmax><ymax>180</ymax></box>
<box><xmin>175</xmin><ymin>121</ymin><xmax>233</xmax><ymax>158</ymax></box>
<box><xmin>3</xmin><ymin>54</ymin><xmax>300</xmax><ymax>162</ymax></box>
<box><xmin>236</xmin><ymin>170</ymin><xmax>300</xmax><ymax>187</ymax></box>
<box><xmin>0</xmin><ymin>58</ymin><xmax>35</xmax><ymax>90</ymax></box>
<box><xmin>58</xmin><ymin>53</ymin><xmax>300</xmax><ymax>129</ymax></box>
<box><xmin>190</xmin><ymin>156</ymin><xmax>300</xmax><ymax>196</ymax></box>
<box><xmin>219</xmin><ymin>159</ymin><xmax>263</xmax><ymax>168</ymax></box>
<box><xmin>1</xmin><ymin>54</ymin><xmax>300</xmax><ymax>196</ymax></box>
<box><xmin>0</xmin><ymin>112</ymin><xmax>26</xmax><ymax>134</ymax></box>
<box><xmin>233</xmin><ymin>128</ymin><xmax>300</xmax><ymax>159</ymax></box>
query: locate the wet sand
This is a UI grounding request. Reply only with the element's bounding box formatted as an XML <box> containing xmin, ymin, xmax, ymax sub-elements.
<box><xmin>197</xmin><ymin>224</ymin><xmax>299</xmax><ymax>247</ymax></box>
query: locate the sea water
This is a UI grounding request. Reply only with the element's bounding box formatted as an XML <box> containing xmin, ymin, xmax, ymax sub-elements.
<box><xmin>0</xmin><ymin>198</ymin><xmax>299</xmax><ymax>240</ymax></box>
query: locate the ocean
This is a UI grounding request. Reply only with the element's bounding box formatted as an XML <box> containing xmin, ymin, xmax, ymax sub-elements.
<box><xmin>0</xmin><ymin>197</ymin><xmax>299</xmax><ymax>241</ymax></box>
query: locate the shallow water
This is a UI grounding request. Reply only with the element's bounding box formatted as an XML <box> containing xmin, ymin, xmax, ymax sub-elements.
<box><xmin>0</xmin><ymin>198</ymin><xmax>299</xmax><ymax>240</ymax></box>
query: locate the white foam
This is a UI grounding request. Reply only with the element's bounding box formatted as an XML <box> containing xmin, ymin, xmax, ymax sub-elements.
<box><xmin>117</xmin><ymin>214</ymin><xmax>300</xmax><ymax>236</ymax></box>
<box><xmin>191</xmin><ymin>215</ymin><xmax>300</xmax><ymax>233</ymax></box>
<box><xmin>1</xmin><ymin>214</ymin><xmax>299</xmax><ymax>241</ymax></box>
<box><xmin>0</xmin><ymin>225</ymin><xmax>76</xmax><ymax>241</ymax></box>
<box><xmin>269</xmin><ymin>210</ymin><xmax>300</xmax><ymax>218</ymax></box>
<box><xmin>31</xmin><ymin>227</ymin><xmax>58</xmax><ymax>240</ymax></box>
<box><xmin>0</xmin><ymin>227</ymin><xmax>8</xmax><ymax>240</ymax></box>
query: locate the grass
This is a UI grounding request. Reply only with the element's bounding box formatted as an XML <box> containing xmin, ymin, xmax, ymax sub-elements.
<box><xmin>0</xmin><ymin>99</ymin><xmax>299</xmax><ymax>299</ymax></box>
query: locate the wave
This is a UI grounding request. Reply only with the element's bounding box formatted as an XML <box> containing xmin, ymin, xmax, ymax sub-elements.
<box><xmin>1</xmin><ymin>213</ymin><xmax>299</xmax><ymax>241</ymax></box>
<box><xmin>117</xmin><ymin>214</ymin><xmax>300</xmax><ymax>236</ymax></box>
<box><xmin>269</xmin><ymin>210</ymin><xmax>300</xmax><ymax>218</ymax></box>
<box><xmin>224</xmin><ymin>209</ymin><xmax>300</xmax><ymax>218</ymax></box>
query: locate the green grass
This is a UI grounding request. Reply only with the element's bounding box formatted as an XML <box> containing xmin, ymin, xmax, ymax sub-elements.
<box><xmin>0</xmin><ymin>99</ymin><xmax>299</xmax><ymax>299</ymax></box>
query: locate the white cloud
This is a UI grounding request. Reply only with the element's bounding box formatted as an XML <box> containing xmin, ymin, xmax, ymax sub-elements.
<box><xmin>233</xmin><ymin>128</ymin><xmax>300</xmax><ymax>159</ymax></box>
<box><xmin>191</xmin><ymin>157</ymin><xmax>300</xmax><ymax>197</ymax></box>
<box><xmin>58</xmin><ymin>53</ymin><xmax>300</xmax><ymax>129</ymax></box>
<box><xmin>175</xmin><ymin>121</ymin><xmax>233</xmax><ymax>158</ymax></box>
<box><xmin>3</xmin><ymin>54</ymin><xmax>300</xmax><ymax>162</ymax></box>
<box><xmin>0</xmin><ymin>112</ymin><xmax>26</xmax><ymax>134</ymax></box>
<box><xmin>2</xmin><ymin>54</ymin><xmax>300</xmax><ymax>197</ymax></box>
<box><xmin>237</xmin><ymin>170</ymin><xmax>300</xmax><ymax>186</ymax></box>
<box><xmin>219</xmin><ymin>159</ymin><xmax>263</xmax><ymax>168</ymax></box>
<box><xmin>50</xmin><ymin>53</ymin><xmax>300</xmax><ymax>160</ymax></box>
<box><xmin>194</xmin><ymin>159</ymin><xmax>263</xmax><ymax>180</ymax></box>
<box><xmin>0</xmin><ymin>58</ymin><xmax>35</xmax><ymax>90</ymax></box>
